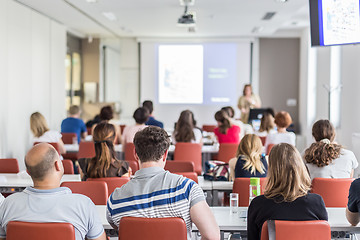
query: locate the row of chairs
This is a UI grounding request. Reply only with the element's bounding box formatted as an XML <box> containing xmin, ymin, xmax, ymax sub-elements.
<box><xmin>233</xmin><ymin>177</ymin><xmax>354</xmax><ymax>207</ymax></box>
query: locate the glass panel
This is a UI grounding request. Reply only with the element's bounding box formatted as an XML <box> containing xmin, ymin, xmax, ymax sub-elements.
<box><xmin>72</xmin><ymin>52</ymin><xmax>81</xmax><ymax>92</ymax></box>
<box><xmin>65</xmin><ymin>54</ymin><xmax>71</xmax><ymax>92</ymax></box>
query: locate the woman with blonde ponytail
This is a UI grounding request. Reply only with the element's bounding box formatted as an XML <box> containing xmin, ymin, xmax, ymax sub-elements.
<box><xmin>228</xmin><ymin>134</ymin><xmax>267</xmax><ymax>181</ymax></box>
<box><xmin>304</xmin><ymin>119</ymin><xmax>358</xmax><ymax>180</ymax></box>
<box><xmin>78</xmin><ymin>122</ymin><xmax>130</xmax><ymax>181</ymax></box>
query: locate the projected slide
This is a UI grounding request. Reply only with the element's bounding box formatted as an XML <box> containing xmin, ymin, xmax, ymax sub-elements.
<box><xmin>157</xmin><ymin>43</ymin><xmax>238</xmax><ymax>105</ymax></box>
<box><xmin>322</xmin><ymin>0</ymin><xmax>360</xmax><ymax>45</ymax></box>
<box><xmin>158</xmin><ymin>45</ymin><xmax>203</xmax><ymax>104</ymax></box>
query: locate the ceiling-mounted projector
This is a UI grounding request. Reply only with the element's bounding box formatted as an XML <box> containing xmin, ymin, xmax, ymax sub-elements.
<box><xmin>177</xmin><ymin>6</ymin><xmax>196</xmax><ymax>27</ymax></box>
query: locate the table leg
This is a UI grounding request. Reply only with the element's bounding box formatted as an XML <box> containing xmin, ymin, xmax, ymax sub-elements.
<box><xmin>213</xmin><ymin>190</ymin><xmax>219</xmax><ymax>206</ymax></box>
<box><xmin>220</xmin><ymin>230</ymin><xmax>225</xmax><ymax>240</ymax></box>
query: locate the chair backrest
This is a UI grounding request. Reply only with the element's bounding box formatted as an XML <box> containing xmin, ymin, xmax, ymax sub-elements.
<box><xmin>119</xmin><ymin>217</ymin><xmax>187</xmax><ymax>240</ymax></box>
<box><xmin>266</xmin><ymin>144</ymin><xmax>275</xmax><ymax>155</ymax></box>
<box><xmin>261</xmin><ymin>220</ymin><xmax>331</xmax><ymax>240</ymax></box>
<box><xmin>311</xmin><ymin>178</ymin><xmax>354</xmax><ymax>207</ymax></box>
<box><xmin>62</xmin><ymin>159</ymin><xmax>74</xmax><ymax>174</ymax></box>
<box><xmin>60</xmin><ymin>181</ymin><xmax>108</xmax><ymax>205</ymax></box>
<box><xmin>78</xmin><ymin>141</ymin><xmax>95</xmax><ymax>159</ymax></box>
<box><xmin>259</xmin><ymin>136</ymin><xmax>266</xmax><ymax>146</ymax></box>
<box><xmin>0</xmin><ymin>158</ymin><xmax>19</xmax><ymax>173</ymax></box>
<box><xmin>126</xmin><ymin>159</ymin><xmax>139</xmax><ymax>174</ymax></box>
<box><xmin>174</xmin><ymin>172</ymin><xmax>198</xmax><ymax>183</ymax></box>
<box><xmin>34</xmin><ymin>142</ymin><xmax>61</xmax><ymax>155</ymax></box>
<box><xmin>173</xmin><ymin>143</ymin><xmax>202</xmax><ymax>175</ymax></box>
<box><xmin>87</xmin><ymin>177</ymin><xmax>130</xmax><ymax>196</ymax></box>
<box><xmin>165</xmin><ymin>161</ymin><xmax>195</xmax><ymax>173</ymax></box>
<box><xmin>87</xmin><ymin>127</ymin><xmax>92</xmax><ymax>135</ymax></box>
<box><xmin>202</xmin><ymin>125</ymin><xmax>217</xmax><ymax>133</ymax></box>
<box><xmin>124</xmin><ymin>143</ymin><xmax>136</xmax><ymax>161</ymax></box>
<box><xmin>7</xmin><ymin>221</ymin><xmax>75</xmax><ymax>240</ymax></box>
<box><xmin>61</xmin><ymin>132</ymin><xmax>77</xmax><ymax>144</ymax></box>
<box><xmin>233</xmin><ymin>177</ymin><xmax>267</xmax><ymax>207</ymax></box>
<box><xmin>217</xmin><ymin>143</ymin><xmax>238</xmax><ymax>163</ymax></box>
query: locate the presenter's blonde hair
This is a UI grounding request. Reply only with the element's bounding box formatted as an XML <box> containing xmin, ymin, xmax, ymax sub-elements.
<box><xmin>264</xmin><ymin>143</ymin><xmax>311</xmax><ymax>202</ymax></box>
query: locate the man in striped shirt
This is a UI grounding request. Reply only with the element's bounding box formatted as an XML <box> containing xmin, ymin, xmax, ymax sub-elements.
<box><xmin>107</xmin><ymin>126</ymin><xmax>219</xmax><ymax>240</ymax></box>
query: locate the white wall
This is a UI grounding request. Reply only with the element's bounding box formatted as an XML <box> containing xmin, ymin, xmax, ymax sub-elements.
<box><xmin>0</xmin><ymin>0</ymin><xmax>66</xmax><ymax>170</ymax></box>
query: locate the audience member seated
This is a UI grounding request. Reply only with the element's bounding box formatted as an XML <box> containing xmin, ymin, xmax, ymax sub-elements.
<box><xmin>78</xmin><ymin>122</ymin><xmax>130</xmax><ymax>181</ymax></box>
<box><xmin>61</xmin><ymin>105</ymin><xmax>87</xmax><ymax>143</ymax></box>
<box><xmin>255</xmin><ymin>112</ymin><xmax>276</xmax><ymax>137</ymax></box>
<box><xmin>92</xmin><ymin>106</ymin><xmax>122</xmax><ymax>144</ymax></box>
<box><xmin>228</xmin><ymin>134</ymin><xmax>267</xmax><ymax>181</ymax></box>
<box><xmin>304</xmin><ymin>119</ymin><xmax>358</xmax><ymax>180</ymax></box>
<box><xmin>143</xmin><ymin>100</ymin><xmax>163</xmax><ymax>128</ymax></box>
<box><xmin>30</xmin><ymin>112</ymin><xmax>66</xmax><ymax>154</ymax></box>
<box><xmin>264</xmin><ymin>111</ymin><xmax>295</xmax><ymax>151</ymax></box>
<box><xmin>214</xmin><ymin>110</ymin><xmax>240</xmax><ymax>144</ymax></box>
<box><xmin>107</xmin><ymin>127</ymin><xmax>220</xmax><ymax>240</ymax></box>
<box><xmin>172</xmin><ymin>110</ymin><xmax>202</xmax><ymax>144</ymax></box>
<box><xmin>237</xmin><ymin>84</ymin><xmax>262</xmax><ymax>124</ymax></box>
<box><xmin>0</xmin><ymin>143</ymin><xmax>106</xmax><ymax>240</ymax></box>
<box><xmin>247</xmin><ymin>143</ymin><xmax>328</xmax><ymax>240</ymax></box>
<box><xmin>221</xmin><ymin>106</ymin><xmax>245</xmax><ymax>139</ymax></box>
<box><xmin>346</xmin><ymin>178</ymin><xmax>360</xmax><ymax>226</ymax></box>
<box><xmin>122</xmin><ymin>107</ymin><xmax>149</xmax><ymax>150</ymax></box>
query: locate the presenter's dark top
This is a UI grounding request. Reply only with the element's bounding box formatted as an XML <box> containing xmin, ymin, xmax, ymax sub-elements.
<box><xmin>347</xmin><ymin>178</ymin><xmax>360</xmax><ymax>213</ymax></box>
<box><xmin>247</xmin><ymin>193</ymin><xmax>328</xmax><ymax>240</ymax></box>
<box><xmin>235</xmin><ymin>155</ymin><xmax>268</xmax><ymax>178</ymax></box>
<box><xmin>145</xmin><ymin>116</ymin><xmax>164</xmax><ymax>128</ymax></box>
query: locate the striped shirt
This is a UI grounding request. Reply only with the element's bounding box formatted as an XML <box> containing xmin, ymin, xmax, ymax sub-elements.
<box><xmin>107</xmin><ymin>167</ymin><xmax>205</xmax><ymax>240</ymax></box>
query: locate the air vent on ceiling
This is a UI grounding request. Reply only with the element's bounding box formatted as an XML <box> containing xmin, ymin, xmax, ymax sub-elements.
<box><xmin>262</xmin><ymin>12</ymin><xmax>276</xmax><ymax>20</ymax></box>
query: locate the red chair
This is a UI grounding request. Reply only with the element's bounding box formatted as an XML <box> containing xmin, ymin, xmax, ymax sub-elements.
<box><xmin>202</xmin><ymin>125</ymin><xmax>217</xmax><ymax>133</ymax></box>
<box><xmin>34</xmin><ymin>142</ymin><xmax>61</xmax><ymax>155</ymax></box>
<box><xmin>0</xmin><ymin>158</ymin><xmax>19</xmax><ymax>173</ymax></box>
<box><xmin>259</xmin><ymin>136</ymin><xmax>266</xmax><ymax>146</ymax></box>
<box><xmin>165</xmin><ymin>161</ymin><xmax>195</xmax><ymax>173</ymax></box>
<box><xmin>120</xmin><ymin>124</ymin><xmax>126</xmax><ymax>134</ymax></box>
<box><xmin>60</xmin><ymin>181</ymin><xmax>108</xmax><ymax>205</ymax></box>
<box><xmin>88</xmin><ymin>177</ymin><xmax>130</xmax><ymax>196</ymax></box>
<box><xmin>217</xmin><ymin>143</ymin><xmax>238</xmax><ymax>163</ymax></box>
<box><xmin>61</xmin><ymin>132</ymin><xmax>77</xmax><ymax>144</ymax></box>
<box><xmin>62</xmin><ymin>159</ymin><xmax>74</xmax><ymax>174</ymax></box>
<box><xmin>77</xmin><ymin>141</ymin><xmax>95</xmax><ymax>159</ymax></box>
<box><xmin>266</xmin><ymin>144</ymin><xmax>275</xmax><ymax>155</ymax></box>
<box><xmin>7</xmin><ymin>221</ymin><xmax>75</xmax><ymax>240</ymax></box>
<box><xmin>232</xmin><ymin>177</ymin><xmax>267</xmax><ymax>207</ymax></box>
<box><xmin>126</xmin><ymin>159</ymin><xmax>139</xmax><ymax>174</ymax></box>
<box><xmin>124</xmin><ymin>143</ymin><xmax>136</xmax><ymax>161</ymax></box>
<box><xmin>173</xmin><ymin>143</ymin><xmax>202</xmax><ymax>175</ymax></box>
<box><xmin>174</xmin><ymin>172</ymin><xmax>198</xmax><ymax>183</ymax></box>
<box><xmin>311</xmin><ymin>178</ymin><xmax>354</xmax><ymax>207</ymax></box>
<box><xmin>119</xmin><ymin>217</ymin><xmax>187</xmax><ymax>240</ymax></box>
<box><xmin>261</xmin><ymin>220</ymin><xmax>331</xmax><ymax>240</ymax></box>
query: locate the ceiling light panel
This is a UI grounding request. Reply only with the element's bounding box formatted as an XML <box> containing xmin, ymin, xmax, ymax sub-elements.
<box><xmin>102</xmin><ymin>12</ymin><xmax>117</xmax><ymax>21</ymax></box>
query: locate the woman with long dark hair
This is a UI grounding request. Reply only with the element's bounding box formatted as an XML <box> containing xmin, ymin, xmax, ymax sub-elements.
<box><xmin>172</xmin><ymin>110</ymin><xmax>202</xmax><ymax>144</ymax></box>
<box><xmin>78</xmin><ymin>122</ymin><xmax>130</xmax><ymax>180</ymax></box>
<box><xmin>214</xmin><ymin>110</ymin><xmax>240</xmax><ymax>143</ymax></box>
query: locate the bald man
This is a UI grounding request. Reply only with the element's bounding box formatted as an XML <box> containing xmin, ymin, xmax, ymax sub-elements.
<box><xmin>0</xmin><ymin>143</ymin><xmax>106</xmax><ymax>240</ymax></box>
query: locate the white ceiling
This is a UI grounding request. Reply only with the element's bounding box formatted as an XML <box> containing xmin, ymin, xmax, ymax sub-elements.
<box><xmin>16</xmin><ymin>0</ymin><xmax>309</xmax><ymax>38</ymax></box>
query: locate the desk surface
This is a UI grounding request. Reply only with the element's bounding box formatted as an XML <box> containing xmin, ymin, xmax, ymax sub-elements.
<box><xmin>65</xmin><ymin>144</ymin><xmax>219</xmax><ymax>154</ymax></box>
<box><xmin>97</xmin><ymin>206</ymin><xmax>358</xmax><ymax>232</ymax></box>
<box><xmin>0</xmin><ymin>173</ymin><xmax>81</xmax><ymax>187</ymax></box>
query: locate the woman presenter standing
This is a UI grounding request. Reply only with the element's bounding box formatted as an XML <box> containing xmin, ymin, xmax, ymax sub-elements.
<box><xmin>238</xmin><ymin>84</ymin><xmax>261</xmax><ymax>123</ymax></box>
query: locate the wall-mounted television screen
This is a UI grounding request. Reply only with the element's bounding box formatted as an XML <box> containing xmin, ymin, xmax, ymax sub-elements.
<box><xmin>309</xmin><ymin>0</ymin><xmax>360</xmax><ymax>46</ymax></box>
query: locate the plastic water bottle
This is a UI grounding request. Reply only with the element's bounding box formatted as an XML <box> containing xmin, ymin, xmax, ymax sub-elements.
<box><xmin>249</xmin><ymin>177</ymin><xmax>261</xmax><ymax>204</ymax></box>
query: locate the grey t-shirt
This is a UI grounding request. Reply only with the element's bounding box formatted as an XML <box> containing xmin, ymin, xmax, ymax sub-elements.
<box><xmin>0</xmin><ymin>187</ymin><xmax>104</xmax><ymax>240</ymax></box>
<box><xmin>306</xmin><ymin>149</ymin><xmax>358</xmax><ymax>180</ymax></box>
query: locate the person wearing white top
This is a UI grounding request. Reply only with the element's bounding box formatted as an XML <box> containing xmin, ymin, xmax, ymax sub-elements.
<box><xmin>264</xmin><ymin>111</ymin><xmax>295</xmax><ymax>153</ymax></box>
<box><xmin>172</xmin><ymin>110</ymin><xmax>203</xmax><ymax>144</ymax></box>
<box><xmin>0</xmin><ymin>194</ymin><xmax>4</xmax><ymax>206</ymax></box>
<box><xmin>304</xmin><ymin>119</ymin><xmax>358</xmax><ymax>180</ymax></box>
<box><xmin>122</xmin><ymin>107</ymin><xmax>149</xmax><ymax>151</ymax></box>
<box><xmin>255</xmin><ymin>112</ymin><xmax>276</xmax><ymax>137</ymax></box>
<box><xmin>30</xmin><ymin>112</ymin><xmax>65</xmax><ymax>154</ymax></box>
